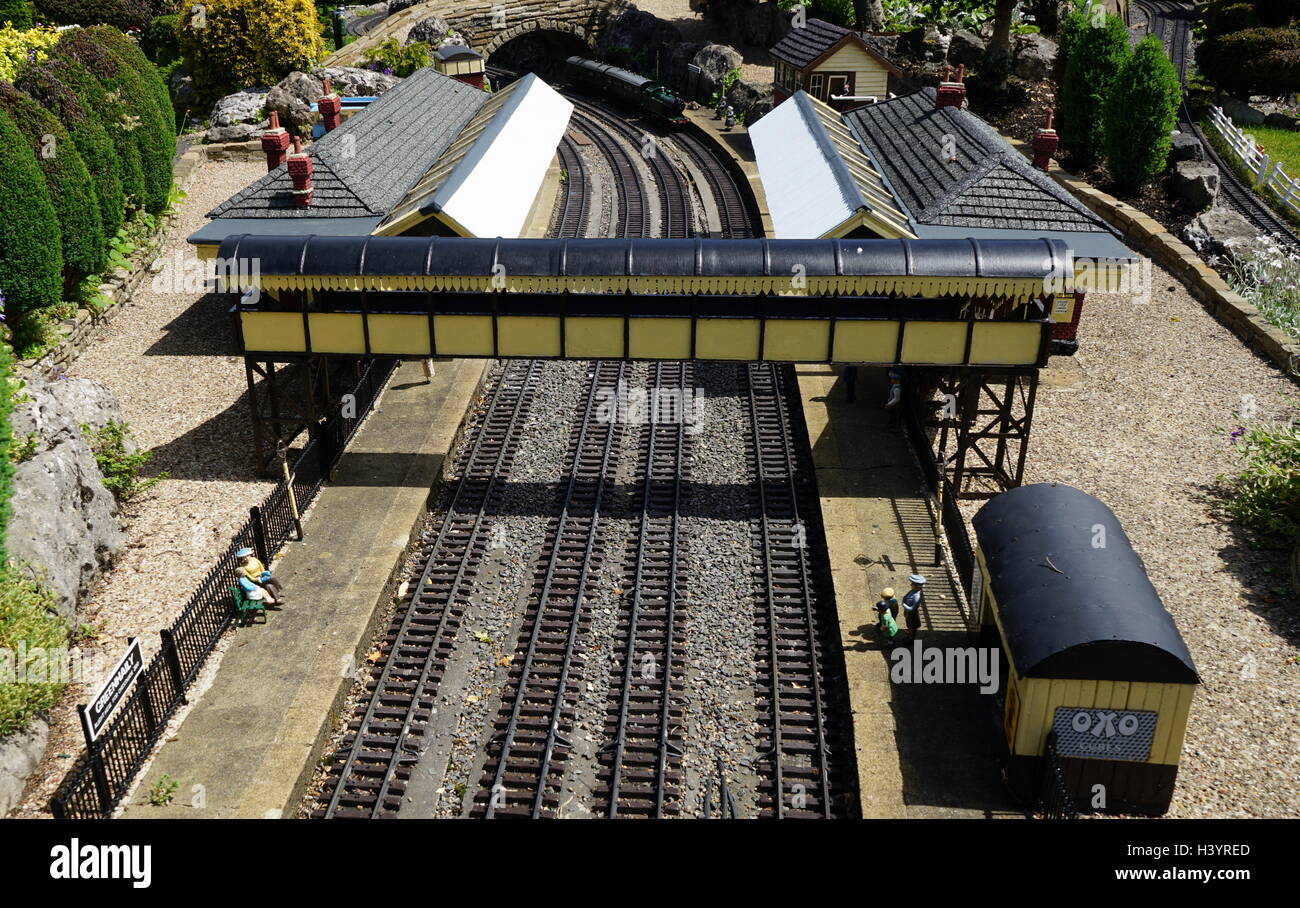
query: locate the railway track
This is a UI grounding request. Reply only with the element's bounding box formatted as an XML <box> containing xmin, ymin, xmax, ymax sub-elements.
<box><xmin>596</xmin><ymin>362</ymin><xmax>693</xmax><ymax>818</ymax></box>
<box><xmin>567</xmin><ymin>95</ymin><xmax>694</xmax><ymax>239</ymax></box>
<box><xmin>314</xmin><ymin>360</ymin><xmax>540</xmax><ymax>818</ymax></box>
<box><xmin>569</xmin><ymin>108</ymin><xmax>651</xmax><ymax>238</ymax></box>
<box><xmin>1135</xmin><ymin>0</ymin><xmax>1300</xmax><ymax>247</ymax></box>
<box><xmin>555</xmin><ymin>136</ymin><xmax>591</xmax><ymax>238</ymax></box>
<box><xmin>744</xmin><ymin>363</ymin><xmax>846</xmax><ymax>818</ymax></box>
<box><xmin>474</xmin><ymin>361</ymin><xmax>627</xmax><ymax>818</ymax></box>
<box><xmin>672</xmin><ymin>129</ymin><xmax>756</xmax><ymax>238</ymax></box>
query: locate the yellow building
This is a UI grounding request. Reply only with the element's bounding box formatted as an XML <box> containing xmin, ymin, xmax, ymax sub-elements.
<box><xmin>770</xmin><ymin>18</ymin><xmax>900</xmax><ymax>110</ymax></box>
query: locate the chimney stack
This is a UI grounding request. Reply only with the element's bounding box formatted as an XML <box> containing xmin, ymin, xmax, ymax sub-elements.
<box><xmin>1032</xmin><ymin>108</ymin><xmax>1059</xmax><ymax>171</ymax></box>
<box><xmin>935</xmin><ymin>64</ymin><xmax>966</xmax><ymax>110</ymax></box>
<box><xmin>260</xmin><ymin>110</ymin><xmax>291</xmax><ymax>172</ymax></box>
<box><xmin>287</xmin><ymin>135</ymin><xmax>313</xmax><ymax>207</ymax></box>
<box><xmin>318</xmin><ymin>78</ymin><xmax>342</xmax><ymax>133</ymax></box>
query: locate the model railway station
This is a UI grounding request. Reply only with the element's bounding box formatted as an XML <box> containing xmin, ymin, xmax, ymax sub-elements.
<box><xmin>2</xmin><ymin>0</ymin><xmax>1294</xmax><ymax>836</ymax></box>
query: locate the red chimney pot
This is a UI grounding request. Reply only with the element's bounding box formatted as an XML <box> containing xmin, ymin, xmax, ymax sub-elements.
<box><xmin>287</xmin><ymin>135</ymin><xmax>313</xmax><ymax>207</ymax></box>
<box><xmin>1032</xmin><ymin>108</ymin><xmax>1059</xmax><ymax>171</ymax></box>
<box><xmin>260</xmin><ymin>110</ymin><xmax>290</xmax><ymax>171</ymax></box>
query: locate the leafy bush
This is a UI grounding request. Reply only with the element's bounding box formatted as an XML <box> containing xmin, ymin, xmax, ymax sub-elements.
<box><xmin>142</xmin><ymin>12</ymin><xmax>178</xmax><ymax>64</ymax></box>
<box><xmin>1056</xmin><ymin>8</ymin><xmax>1130</xmax><ymax>168</ymax></box>
<box><xmin>361</xmin><ymin>37</ymin><xmax>428</xmax><ymax>78</ymax></box>
<box><xmin>1223</xmin><ymin>421</ymin><xmax>1300</xmax><ymax>541</ymax></box>
<box><xmin>82</xmin><ymin>419</ymin><xmax>162</xmax><ymax>502</ymax></box>
<box><xmin>33</xmin><ymin>0</ymin><xmax>153</xmax><ymax>30</ymax></box>
<box><xmin>0</xmin><ymin>82</ymin><xmax>106</xmax><ymax>283</ymax></box>
<box><xmin>41</xmin><ymin>50</ymin><xmax>145</xmax><ymax>209</ymax></box>
<box><xmin>1103</xmin><ymin>35</ymin><xmax>1180</xmax><ymax>192</ymax></box>
<box><xmin>56</xmin><ymin>28</ymin><xmax>172</xmax><ymax>213</ymax></box>
<box><xmin>1222</xmin><ymin>235</ymin><xmax>1300</xmax><ymax>341</ymax></box>
<box><xmin>0</xmin><ymin>108</ymin><xmax>62</xmax><ymax>352</ymax></box>
<box><xmin>0</xmin><ymin>568</ymin><xmax>69</xmax><ymax>736</ymax></box>
<box><xmin>1197</xmin><ymin>26</ymin><xmax>1300</xmax><ymax>97</ymax></box>
<box><xmin>176</xmin><ymin>0</ymin><xmax>324</xmax><ymax>98</ymax></box>
<box><xmin>0</xmin><ymin>22</ymin><xmax>60</xmax><ymax>81</ymax></box>
<box><xmin>79</xmin><ymin>25</ymin><xmax>176</xmax><ymax>172</ymax></box>
<box><xmin>15</xmin><ymin>59</ymin><xmax>126</xmax><ymax>241</ymax></box>
<box><xmin>0</xmin><ymin>0</ymin><xmax>32</xmax><ymax>28</ymax></box>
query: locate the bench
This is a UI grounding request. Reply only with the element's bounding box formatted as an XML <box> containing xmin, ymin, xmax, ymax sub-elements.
<box><xmin>230</xmin><ymin>584</ymin><xmax>267</xmax><ymax>626</ymax></box>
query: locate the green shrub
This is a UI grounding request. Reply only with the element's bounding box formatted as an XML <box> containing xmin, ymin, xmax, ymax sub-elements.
<box><xmin>0</xmin><ymin>568</ymin><xmax>70</xmax><ymax>737</ymax></box>
<box><xmin>0</xmin><ymin>108</ymin><xmax>63</xmax><ymax>352</ymax></box>
<box><xmin>79</xmin><ymin>25</ymin><xmax>176</xmax><ymax>182</ymax></box>
<box><xmin>1103</xmin><ymin>35</ymin><xmax>1180</xmax><ymax>193</ymax></box>
<box><xmin>56</xmin><ymin>28</ymin><xmax>172</xmax><ymax>213</ymax></box>
<box><xmin>142</xmin><ymin>13</ymin><xmax>179</xmax><ymax>65</ymax></box>
<box><xmin>362</xmin><ymin>37</ymin><xmax>429</xmax><ymax>78</ymax></box>
<box><xmin>15</xmin><ymin>59</ymin><xmax>126</xmax><ymax>242</ymax></box>
<box><xmin>177</xmin><ymin>0</ymin><xmax>324</xmax><ymax>98</ymax></box>
<box><xmin>42</xmin><ymin>50</ymin><xmax>145</xmax><ymax>210</ymax></box>
<box><xmin>82</xmin><ymin>419</ymin><xmax>163</xmax><ymax>502</ymax></box>
<box><xmin>1197</xmin><ymin>26</ymin><xmax>1300</xmax><ymax>98</ymax></box>
<box><xmin>0</xmin><ymin>0</ymin><xmax>32</xmax><ymax>28</ymax></box>
<box><xmin>0</xmin><ymin>82</ymin><xmax>106</xmax><ymax>283</ymax></box>
<box><xmin>1057</xmin><ymin>8</ymin><xmax>1130</xmax><ymax>168</ymax></box>
<box><xmin>1223</xmin><ymin>421</ymin><xmax>1300</xmax><ymax>541</ymax></box>
<box><xmin>1222</xmin><ymin>236</ymin><xmax>1300</xmax><ymax>341</ymax></box>
<box><xmin>33</xmin><ymin>0</ymin><xmax>153</xmax><ymax>30</ymax></box>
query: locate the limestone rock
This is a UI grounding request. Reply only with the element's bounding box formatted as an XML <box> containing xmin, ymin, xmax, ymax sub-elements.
<box><xmin>1012</xmin><ymin>33</ymin><xmax>1057</xmax><ymax>81</ymax></box>
<box><xmin>0</xmin><ymin>719</ymin><xmax>49</xmax><ymax>818</ymax></box>
<box><xmin>1170</xmin><ymin>160</ymin><xmax>1220</xmax><ymax>211</ymax></box>
<box><xmin>1264</xmin><ymin>111</ymin><xmax>1298</xmax><ymax>131</ymax></box>
<box><xmin>266</xmin><ymin>71</ymin><xmax>326</xmax><ymax>138</ymax></box>
<box><xmin>599</xmin><ymin>8</ymin><xmax>683</xmax><ymax>57</ymax></box>
<box><xmin>209</xmin><ymin>89</ymin><xmax>269</xmax><ymax>128</ymax></box>
<box><xmin>310</xmin><ymin>66</ymin><xmax>400</xmax><ymax>96</ymax></box>
<box><xmin>1168</xmin><ymin>132</ymin><xmax>1204</xmax><ymax>163</ymax></box>
<box><xmin>169</xmin><ymin>67</ymin><xmax>196</xmax><ymax>112</ymax></box>
<box><xmin>693</xmin><ymin>44</ymin><xmax>743</xmax><ymax>98</ymax></box>
<box><xmin>899</xmin><ymin>26</ymin><xmax>949</xmax><ymax>63</ymax></box>
<box><xmin>406</xmin><ymin>16</ymin><xmax>452</xmax><ymax>47</ymax></box>
<box><xmin>1182</xmin><ymin>204</ymin><xmax>1257</xmax><ymax>262</ymax></box>
<box><xmin>726</xmin><ymin>77</ymin><xmax>772</xmax><ymax>122</ymax></box>
<box><xmin>8</xmin><ymin>376</ymin><xmax>127</xmax><ymax>622</ymax></box>
<box><xmin>947</xmin><ymin>29</ymin><xmax>986</xmax><ymax>67</ymax></box>
<box><xmin>1220</xmin><ymin>96</ymin><xmax>1265</xmax><ymax>126</ymax></box>
<box><xmin>204</xmin><ymin>123</ymin><xmax>263</xmax><ymax>144</ymax></box>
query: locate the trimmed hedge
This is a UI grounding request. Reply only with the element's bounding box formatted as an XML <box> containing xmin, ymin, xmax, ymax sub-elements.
<box><xmin>1104</xmin><ymin>35</ymin><xmax>1181</xmax><ymax>193</ymax></box>
<box><xmin>0</xmin><ymin>336</ymin><xmax>13</xmax><ymax>567</ymax></box>
<box><xmin>15</xmin><ymin>59</ymin><xmax>126</xmax><ymax>243</ymax></box>
<box><xmin>57</xmin><ymin>28</ymin><xmax>173</xmax><ymax>213</ymax></box>
<box><xmin>0</xmin><ymin>82</ymin><xmax>106</xmax><ymax>282</ymax></box>
<box><xmin>1057</xmin><ymin>9</ymin><xmax>1131</xmax><ymax>168</ymax></box>
<box><xmin>0</xmin><ymin>0</ymin><xmax>32</xmax><ymax>28</ymax></box>
<box><xmin>34</xmin><ymin>0</ymin><xmax>152</xmax><ymax>30</ymax></box>
<box><xmin>82</xmin><ymin>25</ymin><xmax>175</xmax><ymax>138</ymax></box>
<box><xmin>0</xmin><ymin>107</ymin><xmax>62</xmax><ymax>350</ymax></box>
<box><xmin>1197</xmin><ymin>26</ymin><xmax>1300</xmax><ymax>98</ymax></box>
<box><xmin>43</xmin><ymin>50</ymin><xmax>145</xmax><ymax>210</ymax></box>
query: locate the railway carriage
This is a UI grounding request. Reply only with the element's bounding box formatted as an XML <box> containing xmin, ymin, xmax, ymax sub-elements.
<box><xmin>564</xmin><ymin>56</ymin><xmax>688</xmax><ymax>127</ymax></box>
<box><xmin>972</xmin><ymin>483</ymin><xmax>1199</xmax><ymax>816</ymax></box>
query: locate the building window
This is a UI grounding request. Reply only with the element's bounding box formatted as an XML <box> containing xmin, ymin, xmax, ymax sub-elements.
<box><xmin>810</xmin><ymin>73</ymin><xmax>823</xmax><ymax>99</ymax></box>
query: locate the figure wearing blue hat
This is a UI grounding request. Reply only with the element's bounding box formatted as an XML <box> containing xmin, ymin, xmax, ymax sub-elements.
<box><xmin>901</xmin><ymin>574</ymin><xmax>925</xmax><ymax>640</ymax></box>
<box><xmin>237</xmin><ymin>547</ymin><xmax>284</xmax><ymax>607</ymax></box>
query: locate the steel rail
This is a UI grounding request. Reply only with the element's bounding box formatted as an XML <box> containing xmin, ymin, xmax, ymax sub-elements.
<box><xmin>481</xmin><ymin>360</ymin><xmax>626</xmax><ymax>818</ymax></box>
<box><xmin>569</xmin><ymin>109</ymin><xmax>650</xmax><ymax>238</ymax></box>
<box><xmin>745</xmin><ymin>363</ymin><xmax>834</xmax><ymax>819</ymax></box>
<box><xmin>601</xmin><ymin>361</ymin><xmax>691</xmax><ymax>818</ymax></box>
<box><xmin>319</xmin><ymin>360</ymin><xmax>539</xmax><ymax>818</ymax></box>
<box><xmin>671</xmin><ymin>129</ymin><xmax>756</xmax><ymax>238</ymax></box>
<box><xmin>555</xmin><ymin>136</ymin><xmax>591</xmax><ymax>238</ymax></box>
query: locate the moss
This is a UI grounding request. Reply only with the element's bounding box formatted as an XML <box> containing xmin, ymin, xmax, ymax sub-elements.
<box><xmin>0</xmin><ymin>569</ymin><xmax>69</xmax><ymax>737</ymax></box>
<box><xmin>0</xmin><ymin>82</ymin><xmax>106</xmax><ymax>283</ymax></box>
<box><xmin>15</xmin><ymin>60</ymin><xmax>126</xmax><ymax>242</ymax></box>
<box><xmin>0</xmin><ymin>107</ymin><xmax>63</xmax><ymax>351</ymax></box>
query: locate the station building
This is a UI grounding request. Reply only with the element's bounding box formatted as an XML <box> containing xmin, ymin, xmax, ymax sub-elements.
<box><xmin>769</xmin><ymin>17</ymin><xmax>901</xmax><ymax>110</ymax></box>
<box><xmin>188</xmin><ymin>67</ymin><xmax>573</xmax><ymax>255</ymax></box>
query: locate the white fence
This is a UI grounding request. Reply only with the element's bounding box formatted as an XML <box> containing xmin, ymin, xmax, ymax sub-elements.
<box><xmin>1206</xmin><ymin>105</ymin><xmax>1300</xmax><ymax>220</ymax></box>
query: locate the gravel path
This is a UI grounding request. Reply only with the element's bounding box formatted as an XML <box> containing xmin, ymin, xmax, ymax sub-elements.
<box><xmin>12</xmin><ymin>159</ymin><xmax>277</xmax><ymax>818</ymax></box>
<box><xmin>966</xmin><ymin>271</ymin><xmax>1300</xmax><ymax>818</ymax></box>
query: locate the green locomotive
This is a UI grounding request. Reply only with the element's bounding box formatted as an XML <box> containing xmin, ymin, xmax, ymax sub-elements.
<box><xmin>564</xmin><ymin>56</ymin><xmax>688</xmax><ymax>127</ymax></box>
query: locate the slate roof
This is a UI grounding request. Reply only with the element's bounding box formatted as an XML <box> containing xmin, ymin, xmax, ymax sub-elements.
<box><xmin>207</xmin><ymin>68</ymin><xmax>491</xmax><ymax>220</ymax></box>
<box><xmin>769</xmin><ymin>18</ymin><xmax>896</xmax><ymax>71</ymax></box>
<box><xmin>843</xmin><ymin>87</ymin><xmax>1115</xmax><ymax>234</ymax></box>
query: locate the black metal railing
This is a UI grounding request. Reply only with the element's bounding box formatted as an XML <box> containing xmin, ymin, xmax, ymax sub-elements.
<box><xmin>50</xmin><ymin>358</ymin><xmax>397</xmax><ymax>819</ymax></box>
<box><xmin>1034</xmin><ymin>733</ymin><xmax>1079</xmax><ymax>819</ymax></box>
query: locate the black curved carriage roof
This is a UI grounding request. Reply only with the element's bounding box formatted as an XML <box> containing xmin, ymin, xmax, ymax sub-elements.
<box><xmin>566</xmin><ymin>56</ymin><xmax>654</xmax><ymax>89</ymax></box>
<box><xmin>973</xmin><ymin>483</ymin><xmax>1198</xmax><ymax>684</ymax></box>
<box><xmin>213</xmin><ymin>234</ymin><xmax>1073</xmax><ymax>284</ymax></box>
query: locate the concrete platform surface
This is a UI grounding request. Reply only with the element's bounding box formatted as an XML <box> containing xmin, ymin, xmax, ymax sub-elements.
<box><xmin>684</xmin><ymin>108</ymin><xmax>774</xmax><ymax>237</ymax></box>
<box><xmin>122</xmin><ymin>358</ymin><xmax>487</xmax><ymax>818</ymax></box>
<box><xmin>797</xmin><ymin>365</ymin><xmax>1019</xmax><ymax>818</ymax></box>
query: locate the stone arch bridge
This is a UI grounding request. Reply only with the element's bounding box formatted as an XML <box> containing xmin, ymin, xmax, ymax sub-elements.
<box><xmin>325</xmin><ymin>0</ymin><xmax>618</xmax><ymax>68</ymax></box>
